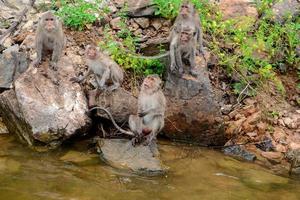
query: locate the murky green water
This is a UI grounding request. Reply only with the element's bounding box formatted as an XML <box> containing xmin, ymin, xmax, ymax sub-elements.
<box><xmin>0</xmin><ymin>135</ymin><xmax>299</xmax><ymax>200</ymax></box>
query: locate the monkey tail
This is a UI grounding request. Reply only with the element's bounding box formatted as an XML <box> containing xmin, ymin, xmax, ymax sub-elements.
<box><xmin>89</xmin><ymin>107</ymin><xmax>135</xmax><ymax>136</ymax></box>
<box><xmin>130</xmin><ymin>51</ymin><xmax>170</xmax><ymax>59</ymax></box>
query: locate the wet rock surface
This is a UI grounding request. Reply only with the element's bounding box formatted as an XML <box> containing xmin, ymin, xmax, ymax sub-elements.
<box><xmin>97</xmin><ymin>139</ymin><xmax>167</xmax><ymax>176</ymax></box>
<box><xmin>164</xmin><ymin>55</ymin><xmax>225</xmax><ymax>146</ymax></box>
<box><xmin>0</xmin><ymin>56</ymin><xmax>91</xmax><ymax>149</ymax></box>
<box><xmin>223</xmin><ymin>145</ymin><xmax>257</xmax><ymax>161</ymax></box>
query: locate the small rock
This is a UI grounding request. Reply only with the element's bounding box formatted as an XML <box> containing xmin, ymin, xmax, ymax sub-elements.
<box><xmin>283</xmin><ymin>117</ymin><xmax>296</xmax><ymax>129</ymax></box>
<box><xmin>256</xmin><ymin>122</ymin><xmax>267</xmax><ymax>134</ymax></box>
<box><xmin>255</xmin><ymin>137</ymin><xmax>275</xmax><ymax>152</ymax></box>
<box><xmin>275</xmin><ymin>144</ymin><xmax>287</xmax><ymax>153</ymax></box>
<box><xmin>261</xmin><ymin>152</ymin><xmax>283</xmax><ymax>164</ymax></box>
<box><xmin>234</xmin><ymin>113</ymin><xmax>244</xmax><ymax>120</ymax></box>
<box><xmin>110</xmin><ymin>17</ymin><xmax>122</xmax><ymax>30</ymax></box>
<box><xmin>228</xmin><ymin>110</ymin><xmax>238</xmax><ymax>119</ymax></box>
<box><xmin>134</xmin><ymin>18</ymin><xmax>150</xmax><ymax>29</ymax></box>
<box><xmin>3</xmin><ymin>38</ymin><xmax>13</xmax><ymax>48</ymax></box>
<box><xmin>133</xmin><ymin>28</ymin><xmax>143</xmax><ymax>36</ymax></box>
<box><xmin>223</xmin><ymin>145</ymin><xmax>256</xmax><ymax>161</ymax></box>
<box><xmin>289</xmin><ymin>142</ymin><xmax>300</xmax><ymax>151</ymax></box>
<box><xmin>225</xmin><ymin>117</ymin><xmax>246</xmax><ymax>136</ymax></box>
<box><xmin>0</xmin><ymin>119</ymin><xmax>8</xmax><ymax>134</ymax></box>
<box><xmin>272</xmin><ymin>127</ymin><xmax>286</xmax><ymax>143</ymax></box>
<box><xmin>221</xmin><ymin>104</ymin><xmax>232</xmax><ymax>114</ymax></box>
<box><xmin>60</xmin><ymin>151</ymin><xmax>99</xmax><ymax>165</ymax></box>
<box><xmin>243</xmin><ymin>98</ymin><xmax>256</xmax><ymax>105</ymax></box>
<box><xmin>151</xmin><ymin>18</ymin><xmax>163</xmax><ymax>30</ymax></box>
<box><xmin>246</xmin><ymin>132</ymin><xmax>257</xmax><ymax>138</ymax></box>
<box><xmin>278</xmin><ymin>119</ymin><xmax>285</xmax><ymax>126</ymax></box>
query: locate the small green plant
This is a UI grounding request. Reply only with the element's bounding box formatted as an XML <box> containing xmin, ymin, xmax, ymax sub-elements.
<box><xmin>152</xmin><ymin>0</ymin><xmax>182</xmax><ymax>19</ymax></box>
<box><xmin>56</xmin><ymin>0</ymin><xmax>104</xmax><ymax>30</ymax></box>
<box><xmin>99</xmin><ymin>22</ymin><xmax>165</xmax><ymax>76</ymax></box>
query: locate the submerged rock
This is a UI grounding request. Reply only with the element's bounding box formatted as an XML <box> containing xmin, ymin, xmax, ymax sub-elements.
<box><xmin>60</xmin><ymin>150</ymin><xmax>99</xmax><ymax>166</ymax></box>
<box><xmin>223</xmin><ymin>145</ymin><xmax>257</xmax><ymax>161</ymax></box>
<box><xmin>0</xmin><ymin>56</ymin><xmax>91</xmax><ymax>149</ymax></box>
<box><xmin>97</xmin><ymin>139</ymin><xmax>167</xmax><ymax>176</ymax></box>
<box><xmin>164</xmin><ymin>55</ymin><xmax>225</xmax><ymax>146</ymax></box>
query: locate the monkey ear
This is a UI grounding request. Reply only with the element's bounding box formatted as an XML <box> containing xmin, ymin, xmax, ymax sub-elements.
<box><xmin>96</xmin><ymin>46</ymin><xmax>100</xmax><ymax>52</ymax></box>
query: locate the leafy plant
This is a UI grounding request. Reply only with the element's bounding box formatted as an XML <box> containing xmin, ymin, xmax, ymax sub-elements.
<box><xmin>55</xmin><ymin>0</ymin><xmax>104</xmax><ymax>30</ymax></box>
<box><xmin>99</xmin><ymin>22</ymin><xmax>165</xmax><ymax>76</ymax></box>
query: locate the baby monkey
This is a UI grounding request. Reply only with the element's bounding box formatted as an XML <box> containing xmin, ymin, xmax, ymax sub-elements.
<box><xmin>129</xmin><ymin>74</ymin><xmax>166</xmax><ymax>156</ymax></box>
<box><xmin>71</xmin><ymin>45</ymin><xmax>124</xmax><ymax>104</ymax></box>
<box><xmin>33</xmin><ymin>11</ymin><xmax>65</xmax><ymax>70</ymax></box>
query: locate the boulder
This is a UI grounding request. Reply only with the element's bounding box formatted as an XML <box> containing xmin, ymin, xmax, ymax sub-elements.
<box><xmin>0</xmin><ymin>45</ymin><xmax>29</xmax><ymax>89</ymax></box>
<box><xmin>0</xmin><ymin>56</ymin><xmax>91</xmax><ymax>149</ymax></box>
<box><xmin>97</xmin><ymin>139</ymin><xmax>167</xmax><ymax>176</ymax></box>
<box><xmin>163</xmin><ymin>55</ymin><xmax>225</xmax><ymax>145</ymax></box>
<box><xmin>271</xmin><ymin>0</ymin><xmax>300</xmax><ymax>24</ymax></box>
<box><xmin>115</xmin><ymin>0</ymin><xmax>156</xmax><ymax>17</ymax></box>
<box><xmin>92</xmin><ymin>88</ymin><xmax>137</xmax><ymax>123</ymax></box>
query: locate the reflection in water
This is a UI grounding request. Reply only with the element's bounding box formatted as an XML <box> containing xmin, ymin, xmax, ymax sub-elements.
<box><xmin>0</xmin><ymin>135</ymin><xmax>299</xmax><ymax>200</ymax></box>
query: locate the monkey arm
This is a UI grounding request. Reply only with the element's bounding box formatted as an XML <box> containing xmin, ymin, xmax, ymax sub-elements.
<box><xmin>34</xmin><ymin>30</ymin><xmax>43</xmax><ymax>66</ymax></box>
<box><xmin>98</xmin><ymin>67</ymin><xmax>110</xmax><ymax>88</ymax></box>
<box><xmin>170</xmin><ymin>36</ymin><xmax>179</xmax><ymax>72</ymax></box>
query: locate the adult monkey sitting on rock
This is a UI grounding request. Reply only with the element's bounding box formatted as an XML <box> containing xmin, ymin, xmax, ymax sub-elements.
<box><xmin>170</xmin><ymin>0</ymin><xmax>204</xmax><ymax>76</ymax></box>
<box><xmin>129</xmin><ymin>74</ymin><xmax>166</xmax><ymax>156</ymax></box>
<box><xmin>33</xmin><ymin>11</ymin><xmax>65</xmax><ymax>71</ymax></box>
<box><xmin>71</xmin><ymin>45</ymin><xmax>124</xmax><ymax>107</ymax></box>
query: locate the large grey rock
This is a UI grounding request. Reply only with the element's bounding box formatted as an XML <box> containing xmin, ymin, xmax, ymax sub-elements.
<box><xmin>114</xmin><ymin>0</ymin><xmax>156</xmax><ymax>17</ymax></box>
<box><xmin>0</xmin><ymin>45</ymin><xmax>29</xmax><ymax>89</ymax></box>
<box><xmin>271</xmin><ymin>0</ymin><xmax>300</xmax><ymax>24</ymax></box>
<box><xmin>97</xmin><ymin>139</ymin><xmax>167</xmax><ymax>176</ymax></box>
<box><xmin>0</xmin><ymin>56</ymin><xmax>91</xmax><ymax>149</ymax></box>
<box><xmin>163</xmin><ymin>55</ymin><xmax>225</xmax><ymax>146</ymax></box>
<box><xmin>93</xmin><ymin>88</ymin><xmax>137</xmax><ymax>123</ymax></box>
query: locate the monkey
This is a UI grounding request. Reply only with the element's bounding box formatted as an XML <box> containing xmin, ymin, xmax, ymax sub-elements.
<box><xmin>128</xmin><ymin>74</ymin><xmax>166</xmax><ymax>155</ymax></box>
<box><xmin>89</xmin><ymin>107</ymin><xmax>135</xmax><ymax>136</ymax></box>
<box><xmin>171</xmin><ymin>1</ymin><xmax>204</xmax><ymax>56</ymax></box>
<box><xmin>170</xmin><ymin>23</ymin><xmax>197</xmax><ymax>76</ymax></box>
<box><xmin>71</xmin><ymin>45</ymin><xmax>124</xmax><ymax>91</ymax></box>
<box><xmin>33</xmin><ymin>11</ymin><xmax>65</xmax><ymax>71</ymax></box>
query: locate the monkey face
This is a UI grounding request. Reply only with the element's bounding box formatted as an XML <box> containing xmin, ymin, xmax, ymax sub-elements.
<box><xmin>142</xmin><ymin>75</ymin><xmax>161</xmax><ymax>93</ymax></box>
<box><xmin>180</xmin><ymin>31</ymin><xmax>192</xmax><ymax>43</ymax></box>
<box><xmin>180</xmin><ymin>4</ymin><xmax>192</xmax><ymax>18</ymax></box>
<box><xmin>43</xmin><ymin>14</ymin><xmax>57</xmax><ymax>32</ymax></box>
<box><xmin>86</xmin><ymin>46</ymin><xmax>98</xmax><ymax>60</ymax></box>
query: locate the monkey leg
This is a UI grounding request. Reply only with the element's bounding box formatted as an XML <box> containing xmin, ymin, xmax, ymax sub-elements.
<box><xmin>129</xmin><ymin>115</ymin><xmax>143</xmax><ymax>146</ymax></box>
<box><xmin>107</xmin><ymin>82</ymin><xmax>120</xmax><ymax>92</ymax></box>
<box><xmin>129</xmin><ymin>115</ymin><xmax>142</xmax><ymax>135</ymax></box>
<box><xmin>88</xmin><ymin>89</ymin><xmax>101</xmax><ymax>108</ymax></box>
<box><xmin>149</xmin><ymin>139</ymin><xmax>159</xmax><ymax>157</ymax></box>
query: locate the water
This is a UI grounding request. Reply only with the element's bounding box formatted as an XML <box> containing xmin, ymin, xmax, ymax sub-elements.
<box><xmin>0</xmin><ymin>135</ymin><xmax>299</xmax><ymax>200</ymax></box>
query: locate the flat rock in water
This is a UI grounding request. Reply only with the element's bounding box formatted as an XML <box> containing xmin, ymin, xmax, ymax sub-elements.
<box><xmin>97</xmin><ymin>139</ymin><xmax>167</xmax><ymax>176</ymax></box>
<box><xmin>0</xmin><ymin>56</ymin><xmax>91</xmax><ymax>149</ymax></box>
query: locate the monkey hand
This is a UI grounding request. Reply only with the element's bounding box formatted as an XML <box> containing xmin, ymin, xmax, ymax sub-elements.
<box><xmin>138</xmin><ymin>111</ymin><xmax>147</xmax><ymax>117</ymax></box>
<box><xmin>50</xmin><ymin>62</ymin><xmax>58</xmax><ymax>71</ymax></box>
<box><xmin>33</xmin><ymin>59</ymin><xmax>41</xmax><ymax>68</ymax></box>
<box><xmin>70</xmin><ymin>77</ymin><xmax>80</xmax><ymax>83</ymax></box>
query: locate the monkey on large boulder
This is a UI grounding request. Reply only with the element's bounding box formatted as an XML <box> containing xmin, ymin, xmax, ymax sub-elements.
<box><xmin>33</xmin><ymin>11</ymin><xmax>65</xmax><ymax>71</ymax></box>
